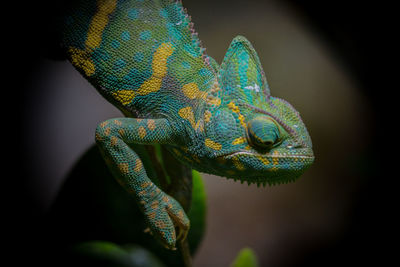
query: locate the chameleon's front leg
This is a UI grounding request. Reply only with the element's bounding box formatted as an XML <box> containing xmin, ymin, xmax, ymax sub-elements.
<box><xmin>95</xmin><ymin>118</ymin><xmax>189</xmax><ymax>250</ymax></box>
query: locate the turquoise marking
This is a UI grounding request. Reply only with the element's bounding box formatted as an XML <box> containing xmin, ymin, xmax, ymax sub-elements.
<box><xmin>127</xmin><ymin>8</ymin><xmax>138</xmax><ymax>20</ymax></box>
<box><xmin>159</xmin><ymin>8</ymin><xmax>168</xmax><ymax>18</ymax></box>
<box><xmin>113</xmin><ymin>59</ymin><xmax>126</xmax><ymax>72</ymax></box>
<box><xmin>184</xmin><ymin>43</ymin><xmax>200</xmax><ymax>58</ymax></box>
<box><xmin>121</xmin><ymin>31</ymin><xmax>131</xmax><ymax>41</ymax></box>
<box><xmin>199</xmin><ymin>68</ymin><xmax>210</xmax><ymax>77</ymax></box>
<box><xmin>139</xmin><ymin>30</ymin><xmax>152</xmax><ymax>41</ymax></box>
<box><xmin>167</xmin><ymin>22</ymin><xmax>182</xmax><ymax>41</ymax></box>
<box><xmin>182</xmin><ymin>61</ymin><xmax>190</xmax><ymax>69</ymax></box>
<box><xmin>106</xmin><ymin>75</ymin><xmax>119</xmax><ymax>86</ymax></box>
<box><xmin>133</xmin><ymin>52</ymin><xmax>144</xmax><ymax>62</ymax></box>
<box><xmin>111</xmin><ymin>39</ymin><xmax>121</xmax><ymax>49</ymax></box>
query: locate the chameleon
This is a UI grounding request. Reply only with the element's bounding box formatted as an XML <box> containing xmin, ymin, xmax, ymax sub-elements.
<box><xmin>59</xmin><ymin>0</ymin><xmax>314</xmax><ymax>250</ymax></box>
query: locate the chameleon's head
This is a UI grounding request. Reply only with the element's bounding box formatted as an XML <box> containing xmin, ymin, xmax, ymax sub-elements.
<box><xmin>202</xmin><ymin>36</ymin><xmax>314</xmax><ymax>185</ymax></box>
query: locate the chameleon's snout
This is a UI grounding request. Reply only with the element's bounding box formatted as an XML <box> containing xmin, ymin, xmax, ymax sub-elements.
<box><xmin>221</xmin><ymin>147</ymin><xmax>314</xmax><ymax>186</ymax></box>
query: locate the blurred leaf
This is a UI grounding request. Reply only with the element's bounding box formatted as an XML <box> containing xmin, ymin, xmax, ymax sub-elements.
<box><xmin>187</xmin><ymin>170</ymin><xmax>207</xmax><ymax>252</ymax></box>
<box><xmin>46</xmin><ymin>144</ymin><xmax>207</xmax><ymax>267</ymax></box>
<box><xmin>231</xmin><ymin>248</ymin><xmax>259</xmax><ymax>267</ymax></box>
<box><xmin>71</xmin><ymin>241</ymin><xmax>165</xmax><ymax>267</ymax></box>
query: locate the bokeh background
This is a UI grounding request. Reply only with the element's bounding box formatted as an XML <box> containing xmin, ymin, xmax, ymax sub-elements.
<box><xmin>10</xmin><ymin>0</ymin><xmax>393</xmax><ymax>266</ymax></box>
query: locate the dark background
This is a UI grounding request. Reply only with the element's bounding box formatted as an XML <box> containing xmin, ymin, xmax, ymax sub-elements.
<box><xmin>7</xmin><ymin>0</ymin><xmax>394</xmax><ymax>266</ymax></box>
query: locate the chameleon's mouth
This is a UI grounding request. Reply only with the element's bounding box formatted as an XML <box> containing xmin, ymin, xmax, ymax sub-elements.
<box><xmin>222</xmin><ymin>150</ymin><xmax>315</xmax><ymax>160</ymax></box>
<box><xmin>214</xmin><ymin>149</ymin><xmax>314</xmax><ymax>186</ymax></box>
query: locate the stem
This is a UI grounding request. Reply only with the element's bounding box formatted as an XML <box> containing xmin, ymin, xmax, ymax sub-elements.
<box><xmin>178</xmin><ymin>239</ymin><xmax>192</xmax><ymax>267</ymax></box>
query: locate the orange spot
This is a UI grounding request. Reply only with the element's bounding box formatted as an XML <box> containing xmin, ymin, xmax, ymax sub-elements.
<box><xmin>147</xmin><ymin>119</ymin><xmax>156</xmax><ymax>131</ymax></box>
<box><xmin>138</xmin><ymin>126</ymin><xmax>146</xmax><ymax>139</ymax></box>
<box><xmin>118</xmin><ymin>163</ymin><xmax>129</xmax><ymax>174</ymax></box>
<box><xmin>134</xmin><ymin>159</ymin><xmax>143</xmax><ymax>172</ymax></box>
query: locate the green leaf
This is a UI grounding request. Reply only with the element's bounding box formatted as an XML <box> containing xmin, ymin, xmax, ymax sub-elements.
<box><xmin>72</xmin><ymin>241</ymin><xmax>165</xmax><ymax>267</ymax></box>
<box><xmin>187</xmin><ymin>170</ymin><xmax>207</xmax><ymax>252</ymax></box>
<box><xmin>231</xmin><ymin>247</ymin><xmax>259</xmax><ymax>267</ymax></box>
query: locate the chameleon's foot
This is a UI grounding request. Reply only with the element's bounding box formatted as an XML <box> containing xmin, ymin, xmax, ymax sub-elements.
<box><xmin>143</xmin><ymin>192</ymin><xmax>190</xmax><ymax>250</ymax></box>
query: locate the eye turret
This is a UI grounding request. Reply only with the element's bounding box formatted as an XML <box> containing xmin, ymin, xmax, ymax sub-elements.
<box><xmin>247</xmin><ymin>116</ymin><xmax>280</xmax><ymax>150</ymax></box>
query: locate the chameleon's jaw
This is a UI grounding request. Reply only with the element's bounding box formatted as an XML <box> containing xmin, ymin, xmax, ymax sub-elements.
<box><xmin>218</xmin><ymin>149</ymin><xmax>314</xmax><ymax>186</ymax></box>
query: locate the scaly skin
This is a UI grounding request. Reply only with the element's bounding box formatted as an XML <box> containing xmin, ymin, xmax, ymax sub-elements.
<box><xmin>60</xmin><ymin>0</ymin><xmax>314</xmax><ymax>250</ymax></box>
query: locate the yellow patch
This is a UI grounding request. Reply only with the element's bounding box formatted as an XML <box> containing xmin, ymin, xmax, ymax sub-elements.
<box><xmin>178</xmin><ymin>107</ymin><xmax>196</xmax><ymax>128</ymax></box>
<box><xmin>256</xmin><ymin>155</ymin><xmax>270</xmax><ymax>165</ymax></box>
<box><xmin>68</xmin><ymin>0</ymin><xmax>117</xmax><ymax>77</ymax></box>
<box><xmin>113</xmin><ymin>42</ymin><xmax>175</xmax><ymax>105</ymax></box>
<box><xmin>232</xmin><ymin>157</ymin><xmax>245</xmax><ymax>170</ymax></box>
<box><xmin>182</xmin><ymin>83</ymin><xmax>207</xmax><ymax>100</ymax></box>
<box><xmin>178</xmin><ymin>106</ymin><xmax>203</xmax><ymax>131</ymax></box>
<box><xmin>112</xmin><ymin>90</ymin><xmax>136</xmax><ymax>106</ymax></box>
<box><xmin>204</xmin><ymin>110</ymin><xmax>212</xmax><ymax>123</ymax></box>
<box><xmin>232</xmin><ymin>137</ymin><xmax>246</xmax><ymax>145</ymax></box>
<box><xmin>95</xmin><ymin>132</ymin><xmax>103</xmax><ymax>141</ymax></box>
<box><xmin>238</xmin><ymin>114</ymin><xmax>246</xmax><ymax>128</ymax></box>
<box><xmin>110</xmin><ymin>136</ymin><xmax>118</xmax><ymax>146</ymax></box>
<box><xmin>150</xmin><ymin>200</ymin><xmax>159</xmax><ymax>210</ymax></box>
<box><xmin>206</xmin><ymin>96</ymin><xmax>221</xmax><ymax>106</ymax></box>
<box><xmin>228</xmin><ymin>101</ymin><xmax>247</xmax><ymax>129</ymax></box>
<box><xmin>227</xmin><ymin>102</ymin><xmax>239</xmax><ymax>113</ymax></box>
<box><xmin>205</xmin><ymin>138</ymin><xmax>222</xmax><ymax>150</ymax></box>
<box><xmin>104</xmin><ymin>127</ymin><xmax>111</xmax><ymax>136</ymax></box>
<box><xmin>118</xmin><ymin>128</ymin><xmax>125</xmax><ymax>136</ymax></box>
<box><xmin>113</xmin><ymin>119</ymin><xmax>122</xmax><ymax>126</ymax></box>
<box><xmin>134</xmin><ymin>159</ymin><xmax>143</xmax><ymax>172</ymax></box>
<box><xmin>141</xmin><ymin>182</ymin><xmax>152</xmax><ymax>188</ymax></box>
<box><xmin>138</xmin><ymin>126</ymin><xmax>147</xmax><ymax>139</ymax></box>
<box><xmin>99</xmin><ymin>121</ymin><xmax>109</xmax><ymax>128</ymax></box>
<box><xmin>147</xmin><ymin>211</ymin><xmax>156</xmax><ymax>220</ymax></box>
<box><xmin>272</xmin><ymin>151</ymin><xmax>280</xmax><ymax>166</ymax></box>
<box><xmin>118</xmin><ymin>163</ymin><xmax>129</xmax><ymax>174</ymax></box>
<box><xmin>86</xmin><ymin>0</ymin><xmax>117</xmax><ymax>50</ymax></box>
<box><xmin>69</xmin><ymin>47</ymin><xmax>96</xmax><ymax>77</ymax></box>
<box><xmin>147</xmin><ymin>119</ymin><xmax>156</xmax><ymax>131</ymax></box>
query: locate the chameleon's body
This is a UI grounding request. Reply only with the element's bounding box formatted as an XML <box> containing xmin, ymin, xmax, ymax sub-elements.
<box><xmin>60</xmin><ymin>0</ymin><xmax>314</xmax><ymax>249</ymax></box>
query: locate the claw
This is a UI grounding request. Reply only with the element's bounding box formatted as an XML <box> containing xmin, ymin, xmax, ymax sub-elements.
<box><xmin>176</xmin><ymin>227</ymin><xmax>184</xmax><ymax>241</ymax></box>
<box><xmin>142</xmin><ymin>192</ymin><xmax>190</xmax><ymax>250</ymax></box>
<box><xmin>143</xmin><ymin>227</ymin><xmax>152</xmax><ymax>235</ymax></box>
<box><xmin>162</xmin><ymin>242</ymin><xmax>177</xmax><ymax>250</ymax></box>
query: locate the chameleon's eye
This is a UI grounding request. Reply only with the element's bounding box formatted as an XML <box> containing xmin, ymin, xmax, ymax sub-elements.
<box><xmin>247</xmin><ymin>116</ymin><xmax>280</xmax><ymax>150</ymax></box>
